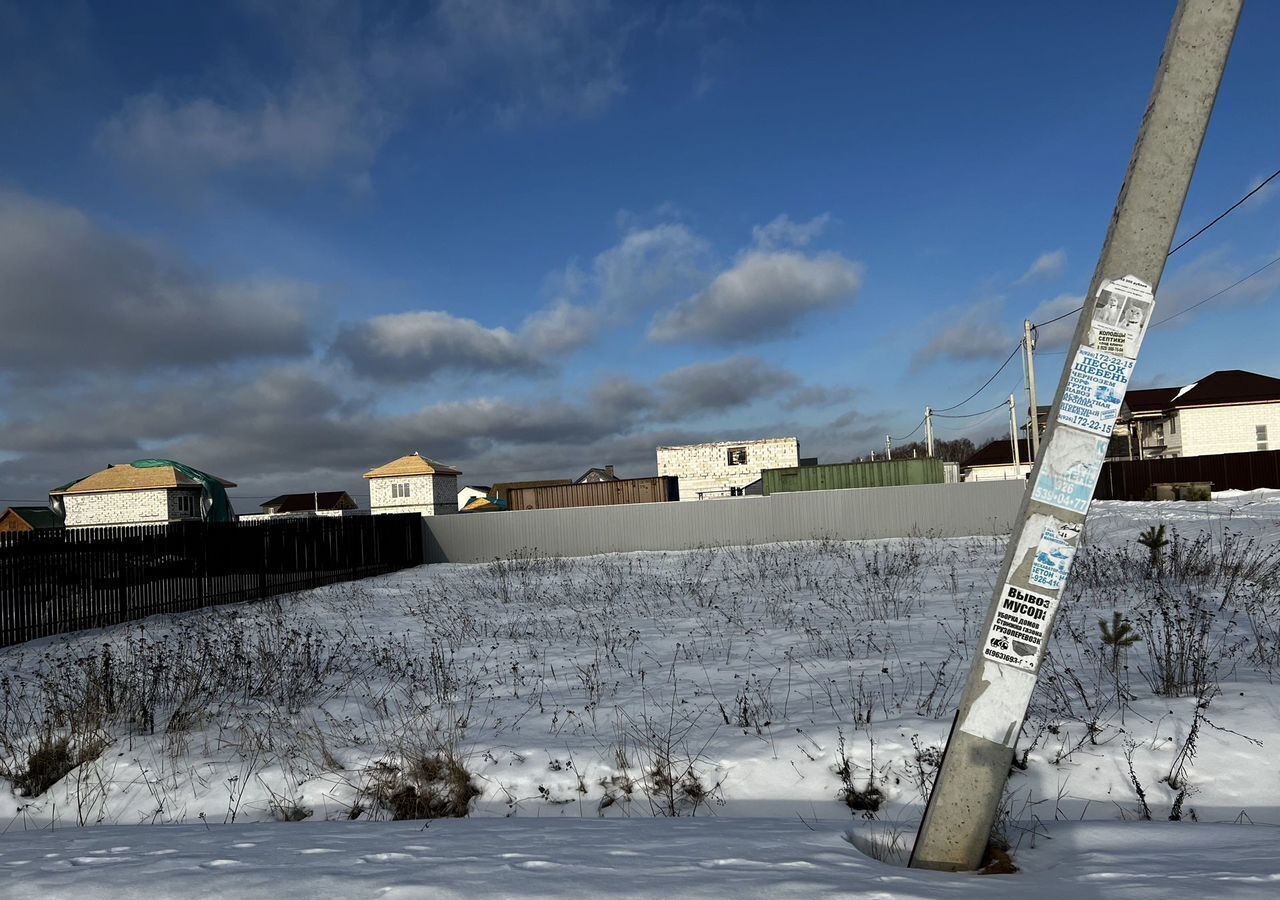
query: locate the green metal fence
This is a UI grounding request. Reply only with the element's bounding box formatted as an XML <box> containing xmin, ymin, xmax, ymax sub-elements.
<box><xmin>762</xmin><ymin>458</ymin><xmax>945</xmax><ymax>495</ymax></box>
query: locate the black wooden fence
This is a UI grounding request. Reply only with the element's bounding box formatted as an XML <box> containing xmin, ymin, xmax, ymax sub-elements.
<box><xmin>0</xmin><ymin>513</ymin><xmax>424</xmax><ymax>647</ymax></box>
<box><xmin>1095</xmin><ymin>448</ymin><xmax>1280</xmax><ymax>501</ymax></box>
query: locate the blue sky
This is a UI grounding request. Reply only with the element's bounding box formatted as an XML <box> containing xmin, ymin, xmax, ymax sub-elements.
<box><xmin>1</xmin><ymin>1</ymin><xmax>1278</xmax><ymax>507</ymax></box>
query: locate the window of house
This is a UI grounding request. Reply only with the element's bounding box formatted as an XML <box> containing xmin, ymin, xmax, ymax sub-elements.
<box><xmin>726</xmin><ymin>447</ymin><xmax>748</xmax><ymax>466</ymax></box>
<box><xmin>175</xmin><ymin>493</ymin><xmax>194</xmax><ymax>516</ymax></box>
<box><xmin>1259</xmin><ymin>425</ymin><xmax>1269</xmax><ymax>451</ymax></box>
<box><xmin>1168</xmin><ymin>416</ymin><xmax>1177</xmax><ymax>435</ymax></box>
<box><xmin>391</xmin><ymin>482</ymin><xmax>412</xmax><ymax>499</ymax></box>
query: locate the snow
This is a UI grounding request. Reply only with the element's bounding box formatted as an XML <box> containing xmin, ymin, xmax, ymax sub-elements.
<box><xmin>2</xmin><ymin>492</ymin><xmax>1279</xmax><ymax>896</ymax></box>
<box><xmin>2</xmin><ymin>818</ymin><xmax>1279</xmax><ymax>899</ymax></box>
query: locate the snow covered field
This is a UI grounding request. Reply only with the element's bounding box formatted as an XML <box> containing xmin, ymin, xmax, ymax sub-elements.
<box><xmin>1</xmin><ymin>492</ymin><xmax>1279</xmax><ymax>897</ymax></box>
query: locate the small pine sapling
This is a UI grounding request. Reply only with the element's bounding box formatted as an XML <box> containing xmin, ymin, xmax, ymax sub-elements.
<box><xmin>1099</xmin><ymin>612</ymin><xmax>1142</xmax><ymax>675</ymax></box>
<box><xmin>1138</xmin><ymin>525</ymin><xmax>1169</xmax><ymax>574</ymax></box>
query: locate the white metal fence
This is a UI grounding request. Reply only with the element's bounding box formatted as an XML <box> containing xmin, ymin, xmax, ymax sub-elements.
<box><xmin>422</xmin><ymin>481</ymin><xmax>1025</xmax><ymax>563</ymax></box>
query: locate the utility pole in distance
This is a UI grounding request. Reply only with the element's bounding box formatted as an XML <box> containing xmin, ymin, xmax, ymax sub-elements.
<box><xmin>1024</xmin><ymin>320</ymin><xmax>1040</xmax><ymax>462</ymax></box>
<box><xmin>910</xmin><ymin>0</ymin><xmax>1242</xmax><ymax>872</ymax></box>
<box><xmin>925</xmin><ymin>407</ymin><xmax>935</xmax><ymax>458</ymax></box>
<box><xmin>885</xmin><ymin>435</ymin><xmax>892</xmax><ymax>460</ymax></box>
<box><xmin>1008</xmin><ymin>394</ymin><xmax>1021</xmax><ymax>472</ymax></box>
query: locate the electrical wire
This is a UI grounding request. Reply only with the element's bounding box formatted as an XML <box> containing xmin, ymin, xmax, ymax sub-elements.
<box><xmin>1167</xmin><ymin>166</ymin><xmax>1280</xmax><ymax>256</ymax></box>
<box><xmin>890</xmin><ymin>416</ymin><xmax>927</xmax><ymax>443</ymax></box>
<box><xmin>1029</xmin><ymin>304</ymin><xmax>1080</xmax><ymax>330</ymax></box>
<box><xmin>1031</xmin><ymin>166</ymin><xmax>1280</xmax><ymax>330</ymax></box>
<box><xmin>1151</xmin><ymin>253</ymin><xmax>1280</xmax><ymax>328</ymax></box>
<box><xmin>931</xmin><ymin>342</ymin><xmax>1023</xmax><ymax>413</ymax></box>
<box><xmin>935</xmin><ymin>398</ymin><xmax>1010</xmax><ymax>419</ymax></box>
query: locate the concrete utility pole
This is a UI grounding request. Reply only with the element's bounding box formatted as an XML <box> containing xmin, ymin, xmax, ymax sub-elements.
<box><xmin>925</xmin><ymin>407</ymin><xmax>935</xmax><ymax>458</ymax></box>
<box><xmin>1008</xmin><ymin>394</ymin><xmax>1021</xmax><ymax>472</ymax></box>
<box><xmin>910</xmin><ymin>0</ymin><xmax>1242</xmax><ymax>872</ymax></box>
<box><xmin>1024</xmin><ymin>319</ymin><xmax>1041</xmax><ymax>461</ymax></box>
<box><xmin>885</xmin><ymin>435</ymin><xmax>893</xmax><ymax>460</ymax></box>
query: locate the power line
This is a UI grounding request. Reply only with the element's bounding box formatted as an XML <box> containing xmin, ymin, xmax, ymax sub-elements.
<box><xmin>1167</xmin><ymin>166</ymin><xmax>1280</xmax><ymax>256</ymax></box>
<box><xmin>1032</xmin><ymin>166</ymin><xmax>1280</xmax><ymax>330</ymax></box>
<box><xmin>1033</xmin><ymin>306</ymin><xmax>1081</xmax><ymax>329</ymax></box>
<box><xmin>935</xmin><ymin>398</ymin><xmax>1010</xmax><ymax>419</ymax></box>
<box><xmin>933</xmin><ymin>342</ymin><xmax>1023</xmax><ymax>413</ymax></box>
<box><xmin>891</xmin><ymin>416</ymin><xmax>927</xmax><ymax>443</ymax></box>
<box><xmin>1151</xmin><ymin>252</ymin><xmax>1280</xmax><ymax>327</ymax></box>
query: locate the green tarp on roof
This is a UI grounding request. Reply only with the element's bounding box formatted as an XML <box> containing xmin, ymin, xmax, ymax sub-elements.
<box><xmin>131</xmin><ymin>459</ymin><xmax>235</xmax><ymax>523</ymax></box>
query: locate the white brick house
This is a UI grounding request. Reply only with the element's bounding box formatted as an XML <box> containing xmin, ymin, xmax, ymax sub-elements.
<box><xmin>656</xmin><ymin>437</ymin><xmax>799</xmax><ymax>500</ymax></box>
<box><xmin>51</xmin><ymin>463</ymin><xmax>236</xmax><ymax>528</ymax></box>
<box><xmin>961</xmin><ymin>439</ymin><xmax>1033</xmax><ymax>482</ymax></box>
<box><xmin>365</xmin><ymin>452</ymin><xmax>461</xmax><ymax>517</ymax></box>
<box><xmin>1120</xmin><ymin>370</ymin><xmax>1280</xmax><ymax>460</ymax></box>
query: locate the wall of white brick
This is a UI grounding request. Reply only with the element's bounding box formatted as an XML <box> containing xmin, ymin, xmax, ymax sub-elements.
<box><xmin>64</xmin><ymin>489</ymin><xmax>171</xmax><ymax>527</ymax></box>
<box><xmin>369</xmin><ymin>473</ymin><xmax>459</xmax><ymax>516</ymax></box>
<box><xmin>1178</xmin><ymin>403</ymin><xmax>1280</xmax><ymax>457</ymax></box>
<box><xmin>963</xmin><ymin>463</ymin><xmax>1031</xmax><ymax>483</ymax></box>
<box><xmin>656</xmin><ymin>438</ymin><xmax>799</xmax><ymax>500</ymax></box>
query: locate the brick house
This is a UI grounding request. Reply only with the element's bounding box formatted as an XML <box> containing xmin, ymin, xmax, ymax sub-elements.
<box><xmin>961</xmin><ymin>438</ymin><xmax>1034</xmax><ymax>482</ymax></box>
<box><xmin>364</xmin><ymin>452</ymin><xmax>460</xmax><ymax>517</ymax></box>
<box><xmin>1120</xmin><ymin>369</ymin><xmax>1280</xmax><ymax>460</ymax></box>
<box><xmin>656</xmin><ymin>437</ymin><xmax>800</xmax><ymax>500</ymax></box>
<box><xmin>50</xmin><ymin>462</ymin><xmax>236</xmax><ymax>528</ymax></box>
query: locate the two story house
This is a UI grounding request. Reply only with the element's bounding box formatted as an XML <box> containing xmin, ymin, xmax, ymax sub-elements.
<box><xmin>1120</xmin><ymin>369</ymin><xmax>1280</xmax><ymax>460</ymax></box>
<box><xmin>365</xmin><ymin>452</ymin><xmax>461</xmax><ymax>517</ymax></box>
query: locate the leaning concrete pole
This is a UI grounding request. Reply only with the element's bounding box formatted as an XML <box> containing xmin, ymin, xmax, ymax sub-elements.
<box><xmin>910</xmin><ymin>0</ymin><xmax>1242</xmax><ymax>872</ymax></box>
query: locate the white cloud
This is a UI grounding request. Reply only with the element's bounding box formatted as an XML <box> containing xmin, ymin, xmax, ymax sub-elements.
<box><xmin>751</xmin><ymin>213</ymin><xmax>831</xmax><ymax>250</ymax></box>
<box><xmin>654</xmin><ymin>355</ymin><xmax>798</xmax><ymax>418</ymax></box>
<box><xmin>591</xmin><ymin>223</ymin><xmax>708</xmax><ymax>308</ymax></box>
<box><xmin>98</xmin><ymin>76</ymin><xmax>382</xmax><ymax>177</ymax></box>
<box><xmin>331</xmin><ymin>310</ymin><xmax>547</xmax><ymax>381</ymax></box>
<box><xmin>911</xmin><ymin>300</ymin><xmax>1013</xmax><ymax>369</ymax></box>
<box><xmin>1026</xmin><ymin>293</ymin><xmax>1083</xmax><ymax>350</ymax></box>
<box><xmin>97</xmin><ymin>1</ymin><xmax>637</xmax><ymax>180</ymax></box>
<box><xmin>1154</xmin><ymin>249</ymin><xmax>1280</xmax><ymax>326</ymax></box>
<box><xmin>1239</xmin><ymin>171</ymin><xmax>1278</xmax><ymax>211</ymax></box>
<box><xmin>649</xmin><ymin>250</ymin><xmax>863</xmax><ymax>344</ymax></box>
<box><xmin>1015</xmin><ymin>249</ymin><xmax>1066</xmax><ymax>285</ymax></box>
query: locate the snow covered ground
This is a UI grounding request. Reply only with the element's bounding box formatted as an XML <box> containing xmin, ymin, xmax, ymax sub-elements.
<box><xmin>1</xmin><ymin>491</ymin><xmax>1279</xmax><ymax>897</ymax></box>
<box><xmin>2</xmin><ymin>817</ymin><xmax>1279</xmax><ymax>899</ymax></box>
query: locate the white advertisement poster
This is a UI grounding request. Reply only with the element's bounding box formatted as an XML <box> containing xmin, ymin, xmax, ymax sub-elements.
<box><xmin>1029</xmin><ymin>521</ymin><xmax>1081</xmax><ymax>591</ymax></box>
<box><xmin>982</xmin><ymin>583</ymin><xmax>1060</xmax><ymax>672</ymax></box>
<box><xmin>1087</xmin><ymin>275</ymin><xmax>1154</xmax><ymax>359</ymax></box>
<box><xmin>1031</xmin><ymin>427</ymin><xmax>1109</xmax><ymax>514</ymax></box>
<box><xmin>1058</xmin><ymin>346</ymin><xmax>1134</xmax><ymax>437</ymax></box>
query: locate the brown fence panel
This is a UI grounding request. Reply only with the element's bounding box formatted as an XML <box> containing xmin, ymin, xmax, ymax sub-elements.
<box><xmin>1095</xmin><ymin>449</ymin><xmax>1280</xmax><ymax>500</ymax></box>
<box><xmin>0</xmin><ymin>513</ymin><xmax>423</xmax><ymax>648</ymax></box>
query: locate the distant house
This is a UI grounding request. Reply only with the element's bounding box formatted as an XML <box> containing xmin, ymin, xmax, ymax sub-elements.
<box><xmin>365</xmin><ymin>452</ymin><xmax>460</xmax><ymax>517</ymax></box>
<box><xmin>456</xmin><ymin>485</ymin><xmax>493</xmax><ymax>511</ymax></box>
<box><xmin>961</xmin><ymin>439</ymin><xmax>1033</xmax><ymax>482</ymax></box>
<box><xmin>656</xmin><ymin>437</ymin><xmax>800</xmax><ymax>500</ymax></box>
<box><xmin>50</xmin><ymin>461</ymin><xmax>236</xmax><ymax>528</ymax></box>
<box><xmin>574</xmin><ymin>465</ymin><xmax>619</xmax><ymax>483</ymax></box>
<box><xmin>490</xmin><ymin>479</ymin><xmax>572</xmax><ymax>505</ymax></box>
<box><xmin>0</xmin><ymin>506</ymin><xmax>64</xmax><ymax>533</ymax></box>
<box><xmin>1120</xmin><ymin>370</ymin><xmax>1280</xmax><ymax>460</ymax></box>
<box><xmin>258</xmin><ymin>491</ymin><xmax>358</xmax><ymax>515</ymax></box>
